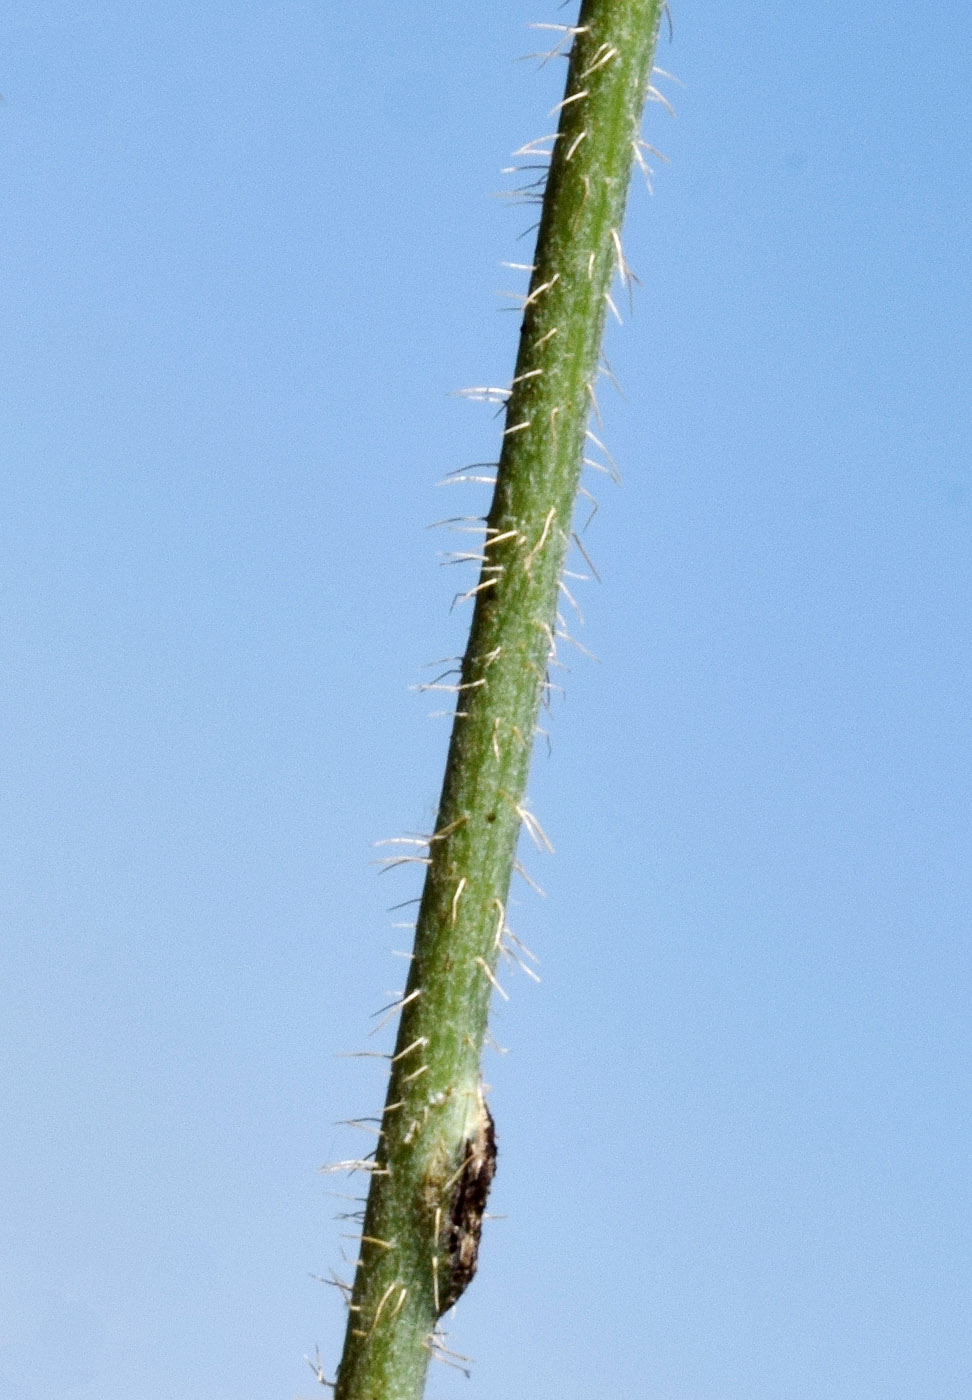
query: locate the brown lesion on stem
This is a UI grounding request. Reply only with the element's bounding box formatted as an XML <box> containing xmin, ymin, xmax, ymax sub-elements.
<box><xmin>436</xmin><ymin>1085</ymin><xmax>497</xmax><ymax>1315</ymax></box>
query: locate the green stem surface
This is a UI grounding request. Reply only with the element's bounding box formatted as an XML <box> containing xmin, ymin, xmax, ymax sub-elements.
<box><xmin>333</xmin><ymin>5</ymin><xmax>664</xmax><ymax>1397</ymax></box>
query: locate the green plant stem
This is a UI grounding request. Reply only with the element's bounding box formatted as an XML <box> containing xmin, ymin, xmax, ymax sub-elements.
<box><xmin>332</xmin><ymin>4</ymin><xmax>664</xmax><ymax>1397</ymax></box>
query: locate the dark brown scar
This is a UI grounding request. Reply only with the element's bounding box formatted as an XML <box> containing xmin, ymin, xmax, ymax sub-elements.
<box><xmin>439</xmin><ymin>1097</ymin><xmax>497</xmax><ymax>1312</ymax></box>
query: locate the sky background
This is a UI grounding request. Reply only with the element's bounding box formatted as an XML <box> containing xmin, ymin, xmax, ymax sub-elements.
<box><xmin>2</xmin><ymin>2</ymin><xmax>971</xmax><ymax>1398</ymax></box>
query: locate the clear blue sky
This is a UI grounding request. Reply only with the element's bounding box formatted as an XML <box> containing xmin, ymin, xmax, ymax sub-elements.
<box><xmin>2</xmin><ymin>3</ymin><xmax>971</xmax><ymax>1397</ymax></box>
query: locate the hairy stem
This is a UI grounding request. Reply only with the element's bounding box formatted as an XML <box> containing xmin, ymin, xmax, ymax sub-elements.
<box><xmin>332</xmin><ymin>4</ymin><xmax>664</xmax><ymax>1397</ymax></box>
